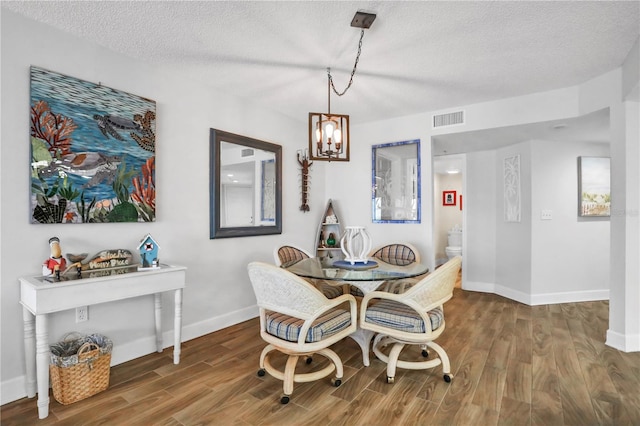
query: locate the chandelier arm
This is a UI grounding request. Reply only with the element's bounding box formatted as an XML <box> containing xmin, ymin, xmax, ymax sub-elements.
<box><xmin>328</xmin><ymin>29</ymin><xmax>364</xmax><ymax>97</ymax></box>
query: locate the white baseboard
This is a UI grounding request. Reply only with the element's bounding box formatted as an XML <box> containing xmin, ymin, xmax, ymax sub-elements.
<box><xmin>462</xmin><ymin>281</ymin><xmax>609</xmax><ymax>306</ymax></box>
<box><xmin>495</xmin><ymin>284</ymin><xmax>532</xmax><ymax>305</ymax></box>
<box><xmin>463</xmin><ymin>281</ymin><xmax>531</xmax><ymax>305</ymax></box>
<box><xmin>1</xmin><ymin>376</ymin><xmax>29</xmax><ymax>406</ymax></box>
<box><xmin>606</xmin><ymin>329</ymin><xmax>640</xmax><ymax>352</ymax></box>
<box><xmin>531</xmin><ymin>289</ymin><xmax>609</xmax><ymax>306</ymax></box>
<box><xmin>462</xmin><ymin>280</ymin><xmax>495</xmax><ymax>293</ymax></box>
<box><xmin>1</xmin><ymin>305</ymin><xmax>259</xmax><ymax>406</ymax></box>
<box><xmin>180</xmin><ymin>305</ymin><xmax>258</xmax><ymax>342</ymax></box>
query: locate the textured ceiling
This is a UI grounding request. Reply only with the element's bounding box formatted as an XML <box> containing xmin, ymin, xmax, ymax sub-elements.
<box><xmin>3</xmin><ymin>1</ymin><xmax>639</xmax><ymax>126</ymax></box>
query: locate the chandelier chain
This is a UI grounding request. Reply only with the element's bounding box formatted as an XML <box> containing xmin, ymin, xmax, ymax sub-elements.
<box><xmin>328</xmin><ymin>29</ymin><xmax>365</xmax><ymax>97</ymax></box>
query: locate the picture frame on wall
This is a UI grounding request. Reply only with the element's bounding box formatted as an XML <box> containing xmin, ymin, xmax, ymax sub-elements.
<box><xmin>443</xmin><ymin>190</ymin><xmax>456</xmax><ymax>206</ymax></box>
<box><xmin>504</xmin><ymin>155</ymin><xmax>521</xmax><ymax>222</ymax></box>
<box><xmin>578</xmin><ymin>156</ymin><xmax>610</xmax><ymax>217</ymax></box>
<box><xmin>29</xmin><ymin>66</ymin><xmax>156</xmax><ymax>224</ymax></box>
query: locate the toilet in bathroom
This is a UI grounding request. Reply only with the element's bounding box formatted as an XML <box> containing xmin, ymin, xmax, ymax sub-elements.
<box><xmin>445</xmin><ymin>227</ymin><xmax>462</xmax><ymax>260</ymax></box>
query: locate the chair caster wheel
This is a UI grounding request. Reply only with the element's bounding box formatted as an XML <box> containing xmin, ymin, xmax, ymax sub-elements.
<box><xmin>257</xmin><ymin>369</ymin><xmax>266</xmax><ymax>377</ymax></box>
<box><xmin>280</xmin><ymin>395</ymin><xmax>290</xmax><ymax>404</ymax></box>
<box><xmin>443</xmin><ymin>374</ymin><xmax>452</xmax><ymax>383</ymax></box>
<box><xmin>305</xmin><ymin>356</ymin><xmax>313</xmax><ymax>365</ymax></box>
<box><xmin>331</xmin><ymin>378</ymin><xmax>342</xmax><ymax>387</ymax></box>
<box><xmin>386</xmin><ymin>376</ymin><xmax>395</xmax><ymax>384</ymax></box>
<box><xmin>421</xmin><ymin>349</ymin><xmax>429</xmax><ymax>357</ymax></box>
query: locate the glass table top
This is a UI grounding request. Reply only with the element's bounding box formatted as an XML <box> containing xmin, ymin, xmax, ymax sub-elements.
<box><xmin>283</xmin><ymin>257</ymin><xmax>429</xmax><ymax>282</ymax></box>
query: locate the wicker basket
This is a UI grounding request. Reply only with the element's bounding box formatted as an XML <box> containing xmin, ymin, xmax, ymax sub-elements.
<box><xmin>49</xmin><ymin>333</ymin><xmax>112</xmax><ymax>405</ymax></box>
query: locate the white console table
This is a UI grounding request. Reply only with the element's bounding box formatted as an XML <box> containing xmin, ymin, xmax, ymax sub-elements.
<box><xmin>19</xmin><ymin>264</ymin><xmax>186</xmax><ymax>419</ymax></box>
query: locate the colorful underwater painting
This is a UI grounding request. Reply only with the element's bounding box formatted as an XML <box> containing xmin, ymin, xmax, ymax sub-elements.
<box><xmin>29</xmin><ymin>66</ymin><xmax>156</xmax><ymax>223</ymax></box>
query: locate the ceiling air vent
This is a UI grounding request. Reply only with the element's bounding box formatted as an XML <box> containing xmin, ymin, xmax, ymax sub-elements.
<box><xmin>241</xmin><ymin>148</ymin><xmax>254</xmax><ymax>157</ymax></box>
<box><xmin>432</xmin><ymin>110</ymin><xmax>465</xmax><ymax>128</ymax></box>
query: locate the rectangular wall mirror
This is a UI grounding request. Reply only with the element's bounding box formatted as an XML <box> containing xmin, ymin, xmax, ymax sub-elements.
<box><xmin>210</xmin><ymin>129</ymin><xmax>282</xmax><ymax>238</ymax></box>
<box><xmin>372</xmin><ymin>139</ymin><xmax>421</xmax><ymax>223</ymax></box>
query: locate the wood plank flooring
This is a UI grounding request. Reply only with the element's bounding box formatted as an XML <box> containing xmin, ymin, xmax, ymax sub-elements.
<box><xmin>3</xmin><ymin>288</ymin><xmax>639</xmax><ymax>425</ymax></box>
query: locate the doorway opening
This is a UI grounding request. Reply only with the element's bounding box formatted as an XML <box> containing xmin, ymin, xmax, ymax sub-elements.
<box><xmin>433</xmin><ymin>154</ymin><xmax>465</xmax><ymax>287</ymax></box>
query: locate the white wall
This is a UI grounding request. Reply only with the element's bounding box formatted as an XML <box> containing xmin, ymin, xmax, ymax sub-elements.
<box><xmin>1</xmin><ymin>10</ymin><xmax>325</xmax><ymax>403</ymax></box>
<box><xmin>608</xmin><ymin>98</ymin><xmax>640</xmax><ymax>351</ymax></box>
<box><xmin>463</xmin><ymin>138</ymin><xmax>611</xmax><ymax>305</ymax></box>
<box><xmin>531</xmin><ymin>140</ymin><xmax>610</xmax><ymax>303</ymax></box>
<box><xmin>495</xmin><ymin>142</ymin><xmax>533</xmax><ymax>301</ymax></box>
<box><xmin>465</xmin><ymin>150</ymin><xmax>497</xmax><ymax>288</ymax></box>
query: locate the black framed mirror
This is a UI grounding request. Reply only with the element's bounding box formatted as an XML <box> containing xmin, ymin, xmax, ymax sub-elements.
<box><xmin>210</xmin><ymin>129</ymin><xmax>282</xmax><ymax>238</ymax></box>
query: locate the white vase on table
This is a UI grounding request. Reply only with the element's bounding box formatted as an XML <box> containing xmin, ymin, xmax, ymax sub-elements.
<box><xmin>340</xmin><ymin>226</ymin><xmax>372</xmax><ymax>264</ymax></box>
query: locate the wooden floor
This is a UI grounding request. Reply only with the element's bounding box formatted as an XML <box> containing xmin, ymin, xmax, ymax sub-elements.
<box><xmin>3</xmin><ymin>287</ymin><xmax>639</xmax><ymax>425</ymax></box>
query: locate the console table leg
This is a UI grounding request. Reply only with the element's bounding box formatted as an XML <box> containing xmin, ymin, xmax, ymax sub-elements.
<box><xmin>154</xmin><ymin>293</ymin><xmax>162</xmax><ymax>353</ymax></box>
<box><xmin>22</xmin><ymin>307</ymin><xmax>36</xmax><ymax>398</ymax></box>
<box><xmin>173</xmin><ymin>288</ymin><xmax>183</xmax><ymax>364</ymax></box>
<box><xmin>35</xmin><ymin>314</ymin><xmax>50</xmax><ymax>419</ymax></box>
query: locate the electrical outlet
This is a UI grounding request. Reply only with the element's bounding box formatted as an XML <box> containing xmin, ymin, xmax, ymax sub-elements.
<box><xmin>541</xmin><ymin>209</ymin><xmax>553</xmax><ymax>220</ymax></box>
<box><xmin>76</xmin><ymin>306</ymin><xmax>88</xmax><ymax>323</ymax></box>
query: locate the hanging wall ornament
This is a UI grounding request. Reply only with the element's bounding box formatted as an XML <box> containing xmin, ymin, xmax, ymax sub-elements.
<box><xmin>297</xmin><ymin>149</ymin><xmax>313</xmax><ymax>212</ymax></box>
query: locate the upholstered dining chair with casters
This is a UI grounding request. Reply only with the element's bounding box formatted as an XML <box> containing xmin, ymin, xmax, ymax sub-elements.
<box><xmin>247</xmin><ymin>261</ymin><xmax>357</xmax><ymax>404</ymax></box>
<box><xmin>350</xmin><ymin>242</ymin><xmax>422</xmax><ymax>297</ymax></box>
<box><xmin>273</xmin><ymin>244</ymin><xmax>312</xmax><ymax>267</ymax></box>
<box><xmin>369</xmin><ymin>242</ymin><xmax>421</xmax><ymax>266</ymax></box>
<box><xmin>274</xmin><ymin>244</ymin><xmax>343</xmax><ymax>299</ymax></box>
<box><xmin>359</xmin><ymin>256</ymin><xmax>462</xmax><ymax>384</ymax></box>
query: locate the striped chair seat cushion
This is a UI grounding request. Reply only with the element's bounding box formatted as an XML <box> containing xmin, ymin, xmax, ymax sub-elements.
<box><xmin>314</xmin><ymin>281</ymin><xmax>343</xmax><ymax>299</ymax></box>
<box><xmin>266</xmin><ymin>309</ymin><xmax>352</xmax><ymax>343</ymax></box>
<box><xmin>364</xmin><ymin>300</ymin><xmax>443</xmax><ymax>333</ymax></box>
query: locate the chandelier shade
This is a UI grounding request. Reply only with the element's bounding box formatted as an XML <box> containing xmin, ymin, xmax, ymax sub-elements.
<box><xmin>308</xmin><ymin>112</ymin><xmax>350</xmax><ymax>162</ymax></box>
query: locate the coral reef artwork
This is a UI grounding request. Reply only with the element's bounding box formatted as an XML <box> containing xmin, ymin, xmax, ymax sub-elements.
<box><xmin>29</xmin><ymin>66</ymin><xmax>156</xmax><ymax>223</ymax></box>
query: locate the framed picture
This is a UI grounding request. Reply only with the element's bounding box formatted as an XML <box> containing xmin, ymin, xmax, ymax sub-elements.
<box><xmin>578</xmin><ymin>156</ymin><xmax>610</xmax><ymax>217</ymax></box>
<box><xmin>504</xmin><ymin>155</ymin><xmax>521</xmax><ymax>222</ymax></box>
<box><xmin>29</xmin><ymin>66</ymin><xmax>156</xmax><ymax>224</ymax></box>
<box><xmin>443</xmin><ymin>190</ymin><xmax>456</xmax><ymax>206</ymax></box>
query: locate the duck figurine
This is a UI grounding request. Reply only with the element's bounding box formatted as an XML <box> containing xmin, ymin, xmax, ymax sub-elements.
<box><xmin>42</xmin><ymin>237</ymin><xmax>66</xmax><ymax>280</ymax></box>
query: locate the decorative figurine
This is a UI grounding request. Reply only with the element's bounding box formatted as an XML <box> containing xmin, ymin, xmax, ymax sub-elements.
<box><xmin>326</xmin><ymin>233</ymin><xmax>336</xmax><ymax>247</ymax></box>
<box><xmin>137</xmin><ymin>234</ymin><xmax>160</xmax><ymax>270</ymax></box>
<box><xmin>66</xmin><ymin>253</ymin><xmax>88</xmax><ymax>278</ymax></box>
<box><xmin>43</xmin><ymin>237</ymin><xmax>67</xmax><ymax>279</ymax></box>
<box><xmin>297</xmin><ymin>149</ymin><xmax>313</xmax><ymax>212</ymax></box>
